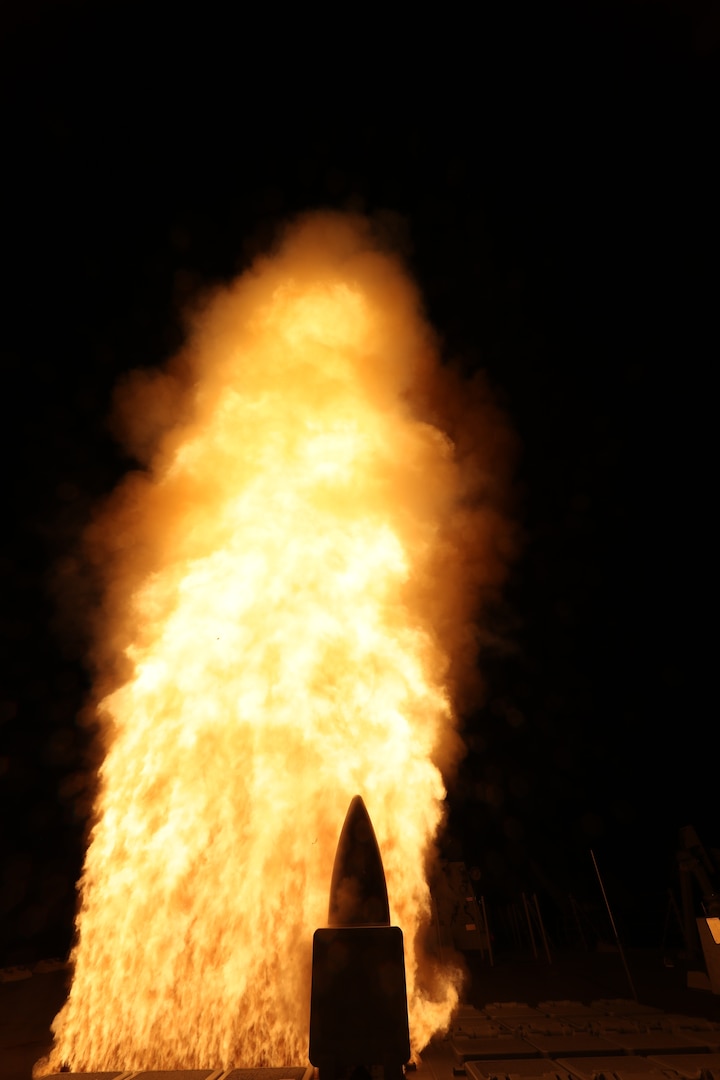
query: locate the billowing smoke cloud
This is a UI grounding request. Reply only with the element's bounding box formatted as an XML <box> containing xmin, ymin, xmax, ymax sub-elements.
<box><xmin>37</xmin><ymin>211</ymin><xmax>517</xmax><ymax>1073</ymax></box>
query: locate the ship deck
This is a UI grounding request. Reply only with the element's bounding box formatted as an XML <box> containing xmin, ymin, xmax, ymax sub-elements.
<box><xmin>2</xmin><ymin>949</ymin><xmax>718</xmax><ymax>1080</ymax></box>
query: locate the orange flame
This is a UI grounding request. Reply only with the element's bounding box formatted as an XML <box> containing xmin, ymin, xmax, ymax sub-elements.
<box><xmin>38</xmin><ymin>212</ymin><xmax>515</xmax><ymax>1073</ymax></box>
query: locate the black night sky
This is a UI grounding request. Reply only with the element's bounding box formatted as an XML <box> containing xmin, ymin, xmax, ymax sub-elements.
<box><xmin>1</xmin><ymin>2</ymin><xmax>718</xmax><ymax>968</ymax></box>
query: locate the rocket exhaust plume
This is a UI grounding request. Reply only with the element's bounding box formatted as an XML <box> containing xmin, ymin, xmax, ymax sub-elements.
<box><xmin>38</xmin><ymin>212</ymin><xmax>516</xmax><ymax>1073</ymax></box>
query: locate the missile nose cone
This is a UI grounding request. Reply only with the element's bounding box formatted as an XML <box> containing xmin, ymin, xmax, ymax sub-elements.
<box><xmin>328</xmin><ymin>795</ymin><xmax>391</xmax><ymax>927</ymax></box>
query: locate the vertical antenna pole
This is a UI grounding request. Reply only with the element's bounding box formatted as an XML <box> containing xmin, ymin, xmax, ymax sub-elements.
<box><xmin>590</xmin><ymin>848</ymin><xmax>637</xmax><ymax>1000</ymax></box>
<box><xmin>481</xmin><ymin>895</ymin><xmax>494</xmax><ymax>967</ymax></box>
<box><xmin>522</xmin><ymin>892</ymin><xmax>539</xmax><ymax>958</ymax></box>
<box><xmin>533</xmin><ymin>892</ymin><xmax>552</xmax><ymax>965</ymax></box>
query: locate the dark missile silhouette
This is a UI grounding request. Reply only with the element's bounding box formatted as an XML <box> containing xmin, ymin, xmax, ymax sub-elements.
<box><xmin>328</xmin><ymin>794</ymin><xmax>391</xmax><ymax>927</ymax></box>
<box><xmin>309</xmin><ymin>795</ymin><xmax>411</xmax><ymax>1080</ymax></box>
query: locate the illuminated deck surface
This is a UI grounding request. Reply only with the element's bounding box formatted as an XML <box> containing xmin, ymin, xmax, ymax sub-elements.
<box><xmin>4</xmin><ymin>952</ymin><xmax>720</xmax><ymax>1080</ymax></box>
<box><xmin>37</xmin><ymin>1001</ymin><xmax>720</xmax><ymax>1080</ymax></box>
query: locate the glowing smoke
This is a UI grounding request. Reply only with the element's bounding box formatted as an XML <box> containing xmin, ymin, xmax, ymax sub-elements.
<box><xmin>38</xmin><ymin>212</ymin><xmax>516</xmax><ymax>1073</ymax></box>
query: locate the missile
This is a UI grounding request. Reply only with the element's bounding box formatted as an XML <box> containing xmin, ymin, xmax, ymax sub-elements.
<box><xmin>309</xmin><ymin>796</ymin><xmax>410</xmax><ymax>1080</ymax></box>
<box><xmin>328</xmin><ymin>794</ymin><xmax>391</xmax><ymax>927</ymax></box>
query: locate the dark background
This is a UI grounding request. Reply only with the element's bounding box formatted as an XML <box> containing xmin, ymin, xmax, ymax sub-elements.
<box><xmin>1</xmin><ymin>1</ymin><xmax>718</xmax><ymax>967</ymax></box>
